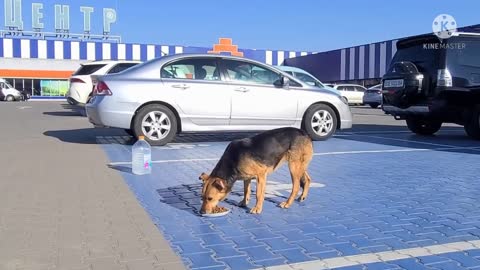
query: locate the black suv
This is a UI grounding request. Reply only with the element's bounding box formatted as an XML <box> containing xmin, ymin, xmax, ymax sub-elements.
<box><xmin>382</xmin><ymin>32</ymin><xmax>480</xmax><ymax>139</ymax></box>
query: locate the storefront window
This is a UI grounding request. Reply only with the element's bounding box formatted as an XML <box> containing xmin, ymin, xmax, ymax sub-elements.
<box><xmin>33</xmin><ymin>79</ymin><xmax>41</xmax><ymax>96</ymax></box>
<box><xmin>40</xmin><ymin>80</ymin><xmax>69</xmax><ymax>96</ymax></box>
<box><xmin>1</xmin><ymin>78</ymin><xmax>68</xmax><ymax>96</ymax></box>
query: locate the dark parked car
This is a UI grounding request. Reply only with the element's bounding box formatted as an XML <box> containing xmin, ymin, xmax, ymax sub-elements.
<box><xmin>382</xmin><ymin>32</ymin><xmax>480</xmax><ymax>139</ymax></box>
<box><xmin>363</xmin><ymin>84</ymin><xmax>382</xmax><ymax>108</ymax></box>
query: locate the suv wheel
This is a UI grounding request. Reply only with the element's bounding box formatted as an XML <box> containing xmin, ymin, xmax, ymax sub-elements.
<box><xmin>302</xmin><ymin>104</ymin><xmax>337</xmax><ymax>141</ymax></box>
<box><xmin>132</xmin><ymin>104</ymin><xmax>177</xmax><ymax>146</ymax></box>
<box><xmin>5</xmin><ymin>95</ymin><xmax>14</xmax><ymax>102</ymax></box>
<box><xmin>370</xmin><ymin>104</ymin><xmax>379</xmax><ymax>109</ymax></box>
<box><xmin>406</xmin><ymin>118</ymin><xmax>442</xmax><ymax>135</ymax></box>
<box><xmin>464</xmin><ymin>107</ymin><xmax>480</xmax><ymax>140</ymax></box>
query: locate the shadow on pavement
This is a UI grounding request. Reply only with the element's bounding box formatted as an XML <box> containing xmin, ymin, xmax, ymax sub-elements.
<box><xmin>107</xmin><ymin>164</ymin><xmax>132</xmax><ymax>173</ymax></box>
<box><xmin>43</xmin><ymin>111</ymin><xmax>84</xmax><ymax>117</ymax></box>
<box><xmin>44</xmin><ymin>128</ymin><xmax>132</xmax><ymax>144</ymax></box>
<box><xmin>338</xmin><ymin>124</ymin><xmax>480</xmax><ymax>155</ymax></box>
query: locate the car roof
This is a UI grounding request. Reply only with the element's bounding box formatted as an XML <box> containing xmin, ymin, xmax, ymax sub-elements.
<box><xmin>81</xmin><ymin>60</ymin><xmax>142</xmax><ymax>65</ymax></box>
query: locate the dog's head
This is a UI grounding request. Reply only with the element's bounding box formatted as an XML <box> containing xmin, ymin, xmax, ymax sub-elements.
<box><xmin>199</xmin><ymin>172</ymin><xmax>229</xmax><ymax>214</ymax></box>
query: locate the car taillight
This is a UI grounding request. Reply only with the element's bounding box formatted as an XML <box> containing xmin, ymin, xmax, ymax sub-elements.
<box><xmin>437</xmin><ymin>69</ymin><xmax>452</xmax><ymax>87</ymax></box>
<box><xmin>93</xmin><ymin>81</ymin><xmax>112</xmax><ymax>96</ymax></box>
<box><xmin>70</xmin><ymin>78</ymin><xmax>85</xmax><ymax>83</ymax></box>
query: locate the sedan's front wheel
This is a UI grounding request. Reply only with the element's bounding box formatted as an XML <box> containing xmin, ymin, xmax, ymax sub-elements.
<box><xmin>132</xmin><ymin>104</ymin><xmax>177</xmax><ymax>146</ymax></box>
<box><xmin>302</xmin><ymin>104</ymin><xmax>338</xmax><ymax>141</ymax></box>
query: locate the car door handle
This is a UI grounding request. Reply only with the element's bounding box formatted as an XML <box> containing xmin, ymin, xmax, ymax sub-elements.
<box><xmin>171</xmin><ymin>84</ymin><xmax>190</xmax><ymax>89</ymax></box>
<box><xmin>234</xmin><ymin>87</ymin><xmax>250</xmax><ymax>93</ymax></box>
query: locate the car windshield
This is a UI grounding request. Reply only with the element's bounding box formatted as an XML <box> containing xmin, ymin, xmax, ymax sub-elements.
<box><xmin>73</xmin><ymin>64</ymin><xmax>107</xmax><ymax>75</ymax></box>
<box><xmin>294</xmin><ymin>72</ymin><xmax>324</xmax><ymax>88</ymax></box>
<box><xmin>390</xmin><ymin>37</ymin><xmax>441</xmax><ymax>74</ymax></box>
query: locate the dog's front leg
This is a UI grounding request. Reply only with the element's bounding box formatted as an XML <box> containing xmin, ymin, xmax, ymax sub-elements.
<box><xmin>239</xmin><ymin>179</ymin><xmax>251</xmax><ymax>207</ymax></box>
<box><xmin>250</xmin><ymin>175</ymin><xmax>266</xmax><ymax>214</ymax></box>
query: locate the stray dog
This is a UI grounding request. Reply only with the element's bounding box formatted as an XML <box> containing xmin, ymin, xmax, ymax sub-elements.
<box><xmin>199</xmin><ymin>127</ymin><xmax>313</xmax><ymax>214</ymax></box>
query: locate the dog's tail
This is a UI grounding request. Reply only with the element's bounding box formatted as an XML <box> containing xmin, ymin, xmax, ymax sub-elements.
<box><xmin>300</xmin><ymin>171</ymin><xmax>312</xmax><ymax>189</ymax></box>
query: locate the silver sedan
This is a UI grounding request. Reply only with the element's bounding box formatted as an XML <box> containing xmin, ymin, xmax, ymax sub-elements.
<box><xmin>86</xmin><ymin>54</ymin><xmax>353</xmax><ymax>146</ymax></box>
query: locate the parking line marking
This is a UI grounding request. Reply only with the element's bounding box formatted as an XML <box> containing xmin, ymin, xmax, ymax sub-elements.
<box><xmin>107</xmin><ymin>146</ymin><xmax>480</xmax><ymax>166</ymax></box>
<box><xmin>258</xmin><ymin>240</ymin><xmax>480</xmax><ymax>270</ymax></box>
<box><xmin>340</xmin><ymin>129</ymin><xmax>464</xmax><ymax>135</ymax></box>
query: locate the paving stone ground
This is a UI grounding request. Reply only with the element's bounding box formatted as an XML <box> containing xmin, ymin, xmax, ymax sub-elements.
<box><xmin>0</xmin><ymin>102</ymin><xmax>184</xmax><ymax>270</ymax></box>
<box><xmin>2</xmin><ymin>102</ymin><xmax>480</xmax><ymax>270</ymax></box>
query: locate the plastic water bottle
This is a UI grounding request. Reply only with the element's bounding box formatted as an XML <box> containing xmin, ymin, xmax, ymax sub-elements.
<box><xmin>132</xmin><ymin>136</ymin><xmax>152</xmax><ymax>175</ymax></box>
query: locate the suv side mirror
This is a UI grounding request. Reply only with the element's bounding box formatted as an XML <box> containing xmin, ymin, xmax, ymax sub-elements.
<box><xmin>274</xmin><ymin>76</ymin><xmax>290</xmax><ymax>89</ymax></box>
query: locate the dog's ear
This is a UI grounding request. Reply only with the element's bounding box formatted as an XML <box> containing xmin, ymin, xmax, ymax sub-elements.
<box><xmin>212</xmin><ymin>178</ymin><xmax>227</xmax><ymax>191</ymax></box>
<box><xmin>199</xmin><ymin>172</ymin><xmax>209</xmax><ymax>182</ymax></box>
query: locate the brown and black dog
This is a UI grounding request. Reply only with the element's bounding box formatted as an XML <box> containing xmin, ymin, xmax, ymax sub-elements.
<box><xmin>199</xmin><ymin>127</ymin><xmax>313</xmax><ymax>214</ymax></box>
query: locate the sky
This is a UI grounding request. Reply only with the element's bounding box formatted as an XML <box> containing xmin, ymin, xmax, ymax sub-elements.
<box><xmin>2</xmin><ymin>0</ymin><xmax>479</xmax><ymax>52</ymax></box>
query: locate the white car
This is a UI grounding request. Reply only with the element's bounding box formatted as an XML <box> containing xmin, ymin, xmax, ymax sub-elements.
<box><xmin>0</xmin><ymin>78</ymin><xmax>26</xmax><ymax>101</ymax></box>
<box><xmin>67</xmin><ymin>60</ymin><xmax>141</xmax><ymax>105</ymax></box>
<box><xmin>326</xmin><ymin>84</ymin><xmax>367</xmax><ymax>105</ymax></box>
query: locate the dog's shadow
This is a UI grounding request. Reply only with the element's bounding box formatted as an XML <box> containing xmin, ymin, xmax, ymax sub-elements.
<box><xmin>156</xmin><ymin>182</ymin><xmax>287</xmax><ymax>216</ymax></box>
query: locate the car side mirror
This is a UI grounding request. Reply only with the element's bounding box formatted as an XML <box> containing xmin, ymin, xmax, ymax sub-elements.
<box><xmin>274</xmin><ymin>76</ymin><xmax>290</xmax><ymax>89</ymax></box>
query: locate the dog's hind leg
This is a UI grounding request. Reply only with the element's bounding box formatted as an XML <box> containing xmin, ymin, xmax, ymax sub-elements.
<box><xmin>239</xmin><ymin>179</ymin><xmax>252</xmax><ymax>207</ymax></box>
<box><xmin>279</xmin><ymin>160</ymin><xmax>304</xmax><ymax>209</ymax></box>
<box><xmin>298</xmin><ymin>171</ymin><xmax>312</xmax><ymax>202</ymax></box>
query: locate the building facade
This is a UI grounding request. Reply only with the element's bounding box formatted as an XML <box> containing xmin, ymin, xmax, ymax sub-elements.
<box><xmin>0</xmin><ymin>36</ymin><xmax>312</xmax><ymax>98</ymax></box>
<box><xmin>284</xmin><ymin>24</ymin><xmax>480</xmax><ymax>87</ymax></box>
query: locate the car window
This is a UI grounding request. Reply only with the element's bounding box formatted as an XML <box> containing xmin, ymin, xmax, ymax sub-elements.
<box><xmin>161</xmin><ymin>58</ymin><xmax>220</xmax><ymax>81</ymax></box>
<box><xmin>355</xmin><ymin>86</ymin><xmax>366</xmax><ymax>92</ymax></box>
<box><xmin>107</xmin><ymin>63</ymin><xmax>139</xmax><ymax>74</ymax></box>
<box><xmin>0</xmin><ymin>82</ymin><xmax>5</xmax><ymax>89</ymax></box>
<box><xmin>73</xmin><ymin>64</ymin><xmax>107</xmax><ymax>75</ymax></box>
<box><xmin>224</xmin><ymin>60</ymin><xmax>281</xmax><ymax>85</ymax></box>
<box><xmin>294</xmin><ymin>72</ymin><xmax>323</xmax><ymax>87</ymax></box>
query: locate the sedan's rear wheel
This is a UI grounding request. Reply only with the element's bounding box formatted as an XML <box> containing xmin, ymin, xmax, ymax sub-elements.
<box><xmin>132</xmin><ymin>104</ymin><xmax>177</xmax><ymax>146</ymax></box>
<box><xmin>302</xmin><ymin>104</ymin><xmax>337</xmax><ymax>141</ymax></box>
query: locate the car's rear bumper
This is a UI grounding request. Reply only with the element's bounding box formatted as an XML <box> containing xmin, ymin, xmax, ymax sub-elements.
<box><xmin>85</xmin><ymin>96</ymin><xmax>135</xmax><ymax>129</ymax></box>
<box><xmin>363</xmin><ymin>95</ymin><xmax>382</xmax><ymax>104</ymax></box>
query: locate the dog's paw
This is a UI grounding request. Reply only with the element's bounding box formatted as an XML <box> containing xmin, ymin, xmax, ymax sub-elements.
<box><xmin>278</xmin><ymin>201</ymin><xmax>291</xmax><ymax>208</ymax></box>
<box><xmin>238</xmin><ymin>199</ymin><xmax>249</xmax><ymax>208</ymax></box>
<box><xmin>249</xmin><ymin>206</ymin><xmax>262</xmax><ymax>214</ymax></box>
<box><xmin>297</xmin><ymin>195</ymin><xmax>307</xmax><ymax>202</ymax></box>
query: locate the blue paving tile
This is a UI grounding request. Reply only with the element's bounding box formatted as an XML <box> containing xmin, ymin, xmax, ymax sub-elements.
<box><xmin>221</xmin><ymin>256</ymin><xmax>259</xmax><ymax>269</ymax></box>
<box><xmin>327</xmin><ymin>242</ymin><xmax>362</xmax><ymax>256</ymax></box>
<box><xmin>183</xmin><ymin>252</ymin><xmax>225</xmax><ymax>269</ymax></box>
<box><xmin>297</xmin><ymin>239</ymin><xmax>335</xmax><ymax>254</ymax></box>
<box><xmin>390</xmin><ymin>258</ymin><xmax>435</xmax><ymax>270</ymax></box>
<box><xmin>442</xmin><ymin>252</ymin><xmax>480</xmax><ymax>268</ymax></box>
<box><xmin>308</xmin><ymin>250</ymin><xmax>342</xmax><ymax>260</ymax></box>
<box><xmin>466</xmin><ymin>249</ymin><xmax>480</xmax><ymax>258</ymax></box>
<box><xmin>246</xmin><ymin>228</ymin><xmax>280</xmax><ymax>240</ymax></box>
<box><xmin>241</xmin><ymin>245</ymin><xmax>281</xmax><ymax>261</ymax></box>
<box><xmin>362</xmin><ymin>262</ymin><xmax>402</xmax><ymax>270</ymax></box>
<box><xmin>200</xmin><ymin>233</ymin><xmax>233</xmax><ymax>246</ymax></box>
<box><xmin>417</xmin><ymin>254</ymin><xmax>452</xmax><ymax>266</ymax></box>
<box><xmin>279</xmin><ymin>229</ymin><xmax>316</xmax><ymax>242</ymax></box>
<box><xmin>273</xmin><ymin>248</ymin><xmax>316</xmax><ymax>264</ymax></box>
<box><xmin>229</xmin><ymin>235</ymin><xmax>263</xmax><ymax>249</ymax></box>
<box><xmin>314</xmin><ymin>232</ymin><xmax>350</xmax><ymax>245</ymax></box>
<box><xmin>209</xmin><ymin>244</ymin><xmax>245</xmax><ymax>258</ymax></box>
<box><xmin>262</xmin><ymin>237</ymin><xmax>296</xmax><ymax>251</ymax></box>
<box><xmin>217</xmin><ymin>226</ymin><xmax>250</xmax><ymax>237</ymax></box>
<box><xmin>331</xmin><ymin>265</ymin><xmax>364</xmax><ymax>270</ymax></box>
<box><xmin>429</xmin><ymin>261</ymin><xmax>466</xmax><ymax>270</ymax></box>
<box><xmin>252</xmin><ymin>257</ymin><xmax>288</xmax><ymax>268</ymax></box>
<box><xmin>175</xmin><ymin>241</ymin><xmax>209</xmax><ymax>254</ymax></box>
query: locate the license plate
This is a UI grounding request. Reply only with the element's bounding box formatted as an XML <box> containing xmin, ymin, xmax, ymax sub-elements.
<box><xmin>383</xmin><ymin>79</ymin><xmax>404</xmax><ymax>88</ymax></box>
